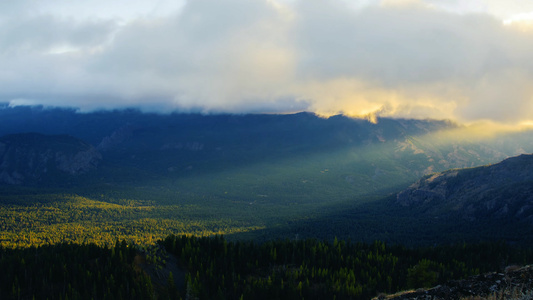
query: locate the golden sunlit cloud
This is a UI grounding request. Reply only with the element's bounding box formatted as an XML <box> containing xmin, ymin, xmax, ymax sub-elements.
<box><xmin>421</xmin><ymin>121</ymin><xmax>522</xmax><ymax>146</ymax></box>
<box><xmin>503</xmin><ymin>12</ymin><xmax>533</xmax><ymax>31</ymax></box>
<box><xmin>290</xmin><ymin>79</ymin><xmax>462</xmax><ymax>123</ymax></box>
<box><xmin>519</xmin><ymin>121</ymin><xmax>533</xmax><ymax>130</ymax></box>
<box><xmin>380</xmin><ymin>0</ymin><xmax>424</xmax><ymax>8</ymax></box>
<box><xmin>293</xmin><ymin>79</ymin><xmax>388</xmax><ymax>119</ymax></box>
<box><xmin>2</xmin><ymin>0</ymin><xmax>533</xmax><ymax>127</ymax></box>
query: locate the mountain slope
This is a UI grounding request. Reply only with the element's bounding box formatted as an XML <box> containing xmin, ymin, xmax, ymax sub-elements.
<box><xmin>250</xmin><ymin>154</ymin><xmax>533</xmax><ymax>246</ymax></box>
<box><xmin>0</xmin><ymin>133</ymin><xmax>101</xmax><ymax>185</ymax></box>
<box><xmin>397</xmin><ymin>153</ymin><xmax>533</xmax><ymax>229</ymax></box>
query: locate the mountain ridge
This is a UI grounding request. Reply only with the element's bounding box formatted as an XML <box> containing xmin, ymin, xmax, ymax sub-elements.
<box><xmin>397</xmin><ymin>153</ymin><xmax>533</xmax><ymax>225</ymax></box>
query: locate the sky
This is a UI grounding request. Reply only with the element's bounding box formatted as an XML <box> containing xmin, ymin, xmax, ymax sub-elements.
<box><xmin>1</xmin><ymin>0</ymin><xmax>533</xmax><ymax>125</ymax></box>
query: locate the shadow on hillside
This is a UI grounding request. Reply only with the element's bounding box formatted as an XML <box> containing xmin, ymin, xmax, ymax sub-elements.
<box><xmin>227</xmin><ymin>194</ymin><xmax>533</xmax><ymax>247</ymax></box>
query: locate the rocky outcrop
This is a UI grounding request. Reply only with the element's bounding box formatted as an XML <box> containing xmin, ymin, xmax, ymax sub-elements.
<box><xmin>97</xmin><ymin>125</ymin><xmax>135</xmax><ymax>152</ymax></box>
<box><xmin>55</xmin><ymin>146</ymin><xmax>101</xmax><ymax>175</ymax></box>
<box><xmin>0</xmin><ymin>133</ymin><xmax>101</xmax><ymax>185</ymax></box>
<box><xmin>396</xmin><ymin>171</ymin><xmax>458</xmax><ymax>206</ymax></box>
<box><xmin>377</xmin><ymin>265</ymin><xmax>533</xmax><ymax>300</ymax></box>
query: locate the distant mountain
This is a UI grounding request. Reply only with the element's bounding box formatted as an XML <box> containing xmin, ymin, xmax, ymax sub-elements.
<box><xmin>89</xmin><ymin>113</ymin><xmax>458</xmax><ymax>175</ymax></box>
<box><xmin>2</xmin><ymin>106</ymin><xmax>533</xmax><ymax>201</ymax></box>
<box><xmin>0</xmin><ymin>106</ymin><xmax>466</xmax><ymax>189</ymax></box>
<box><xmin>0</xmin><ymin>106</ymin><xmax>455</xmax><ymax>154</ymax></box>
<box><xmin>0</xmin><ymin>133</ymin><xmax>101</xmax><ymax>185</ymax></box>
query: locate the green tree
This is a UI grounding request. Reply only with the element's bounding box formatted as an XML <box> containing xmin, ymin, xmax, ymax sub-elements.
<box><xmin>407</xmin><ymin>259</ymin><xmax>438</xmax><ymax>288</ymax></box>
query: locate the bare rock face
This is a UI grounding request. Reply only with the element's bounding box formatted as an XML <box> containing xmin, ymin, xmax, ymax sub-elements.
<box><xmin>0</xmin><ymin>133</ymin><xmax>102</xmax><ymax>185</ymax></box>
<box><xmin>396</xmin><ymin>171</ymin><xmax>458</xmax><ymax>206</ymax></box>
<box><xmin>55</xmin><ymin>147</ymin><xmax>101</xmax><ymax>175</ymax></box>
<box><xmin>96</xmin><ymin>124</ymin><xmax>135</xmax><ymax>152</ymax></box>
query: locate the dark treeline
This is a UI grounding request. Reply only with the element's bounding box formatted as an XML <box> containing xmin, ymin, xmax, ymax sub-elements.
<box><xmin>0</xmin><ymin>241</ymin><xmax>155</xmax><ymax>300</ymax></box>
<box><xmin>162</xmin><ymin>235</ymin><xmax>533</xmax><ymax>300</ymax></box>
<box><xmin>1</xmin><ymin>235</ymin><xmax>533</xmax><ymax>300</ymax></box>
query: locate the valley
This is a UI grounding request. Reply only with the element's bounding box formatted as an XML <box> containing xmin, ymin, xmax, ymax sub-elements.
<box><xmin>1</xmin><ymin>107</ymin><xmax>533</xmax><ymax>247</ymax></box>
<box><xmin>2</xmin><ymin>107</ymin><xmax>533</xmax><ymax>299</ymax></box>
<box><xmin>3</xmin><ymin>1</ymin><xmax>533</xmax><ymax>297</ymax></box>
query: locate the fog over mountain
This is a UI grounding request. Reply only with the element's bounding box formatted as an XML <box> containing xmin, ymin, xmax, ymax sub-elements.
<box><xmin>2</xmin><ymin>0</ymin><xmax>533</xmax><ymax>125</ymax></box>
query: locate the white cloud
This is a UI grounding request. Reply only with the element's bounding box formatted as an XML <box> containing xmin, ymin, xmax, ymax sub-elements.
<box><xmin>1</xmin><ymin>0</ymin><xmax>533</xmax><ymax>124</ymax></box>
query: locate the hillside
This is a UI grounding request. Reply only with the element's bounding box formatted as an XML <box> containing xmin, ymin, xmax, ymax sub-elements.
<box><xmin>397</xmin><ymin>154</ymin><xmax>533</xmax><ymax>227</ymax></box>
<box><xmin>252</xmin><ymin>154</ymin><xmax>533</xmax><ymax>246</ymax></box>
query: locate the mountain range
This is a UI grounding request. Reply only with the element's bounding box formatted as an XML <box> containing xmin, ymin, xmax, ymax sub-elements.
<box><xmin>1</xmin><ymin>105</ymin><xmax>533</xmax><ymax>245</ymax></box>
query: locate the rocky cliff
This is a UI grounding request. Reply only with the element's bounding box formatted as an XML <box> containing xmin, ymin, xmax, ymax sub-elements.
<box><xmin>0</xmin><ymin>133</ymin><xmax>101</xmax><ymax>185</ymax></box>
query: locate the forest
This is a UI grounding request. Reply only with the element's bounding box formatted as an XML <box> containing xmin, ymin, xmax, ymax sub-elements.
<box><xmin>1</xmin><ymin>178</ymin><xmax>533</xmax><ymax>299</ymax></box>
<box><xmin>1</xmin><ymin>179</ymin><xmax>532</xmax><ymax>299</ymax></box>
<box><xmin>2</xmin><ymin>235</ymin><xmax>533</xmax><ymax>300</ymax></box>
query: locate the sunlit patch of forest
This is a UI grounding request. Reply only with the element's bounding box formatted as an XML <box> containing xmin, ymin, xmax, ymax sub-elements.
<box><xmin>0</xmin><ymin>194</ymin><xmax>262</xmax><ymax>248</ymax></box>
<box><xmin>1</xmin><ymin>191</ymin><xmax>533</xmax><ymax>299</ymax></box>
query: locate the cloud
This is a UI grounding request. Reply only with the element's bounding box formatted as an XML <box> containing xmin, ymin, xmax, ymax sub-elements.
<box><xmin>289</xmin><ymin>0</ymin><xmax>533</xmax><ymax>122</ymax></box>
<box><xmin>0</xmin><ymin>16</ymin><xmax>116</xmax><ymax>55</ymax></box>
<box><xmin>2</xmin><ymin>0</ymin><xmax>533</xmax><ymax>124</ymax></box>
